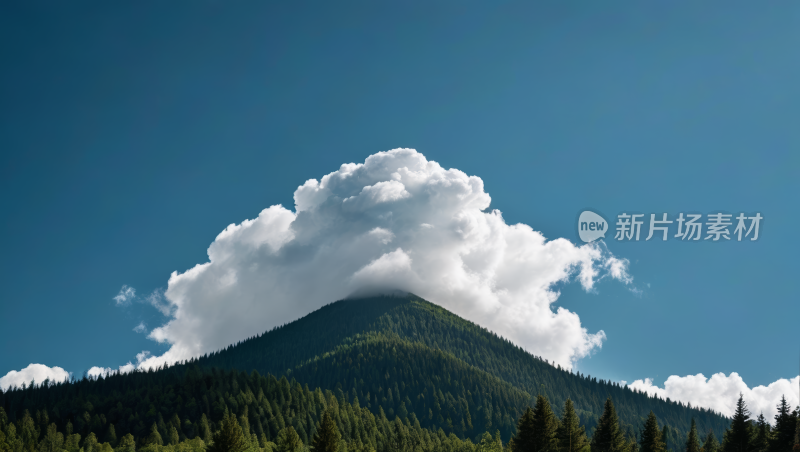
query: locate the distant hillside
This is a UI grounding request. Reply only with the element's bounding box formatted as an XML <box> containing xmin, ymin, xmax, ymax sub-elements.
<box><xmin>194</xmin><ymin>295</ymin><xmax>730</xmax><ymax>445</ymax></box>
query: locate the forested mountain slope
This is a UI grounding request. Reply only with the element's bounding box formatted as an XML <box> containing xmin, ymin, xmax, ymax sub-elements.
<box><xmin>193</xmin><ymin>295</ymin><xmax>729</xmax><ymax>445</ymax></box>
<box><xmin>1</xmin><ymin>295</ymin><xmax>730</xmax><ymax>449</ymax></box>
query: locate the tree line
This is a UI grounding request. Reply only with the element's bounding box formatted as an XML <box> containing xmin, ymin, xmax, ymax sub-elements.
<box><xmin>508</xmin><ymin>393</ymin><xmax>799</xmax><ymax>452</ymax></box>
<box><xmin>4</xmin><ymin>372</ymin><xmax>796</xmax><ymax>452</ymax></box>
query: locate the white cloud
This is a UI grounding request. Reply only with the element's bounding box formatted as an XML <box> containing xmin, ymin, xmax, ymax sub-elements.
<box><xmin>604</xmin><ymin>256</ymin><xmax>633</xmax><ymax>284</ymax></box>
<box><xmin>87</xmin><ymin>351</ymin><xmax>151</xmax><ymax>379</ymax></box>
<box><xmin>114</xmin><ymin>285</ymin><xmax>173</xmax><ymax>317</ymax></box>
<box><xmin>86</xmin><ymin>366</ymin><xmax>108</xmax><ymax>379</ymax></box>
<box><xmin>0</xmin><ymin>364</ymin><xmax>70</xmax><ymax>390</ymax></box>
<box><xmin>113</xmin><ymin>285</ymin><xmax>136</xmax><ymax>306</ymax></box>
<box><xmin>133</xmin><ymin>322</ymin><xmax>147</xmax><ymax>333</ymax></box>
<box><xmin>145</xmin><ymin>290</ymin><xmax>172</xmax><ymax>316</ymax></box>
<box><xmin>626</xmin><ymin>373</ymin><xmax>800</xmax><ymax>422</ymax></box>
<box><xmin>124</xmin><ymin>149</ymin><xmax>631</xmax><ymax>371</ymax></box>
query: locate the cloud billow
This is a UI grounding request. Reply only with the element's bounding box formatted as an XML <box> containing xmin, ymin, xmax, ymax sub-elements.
<box><xmin>0</xmin><ymin>364</ymin><xmax>70</xmax><ymax>390</ymax></box>
<box><xmin>627</xmin><ymin>373</ymin><xmax>800</xmax><ymax>423</ymax></box>
<box><xmin>140</xmin><ymin>149</ymin><xmax>629</xmax><ymax>370</ymax></box>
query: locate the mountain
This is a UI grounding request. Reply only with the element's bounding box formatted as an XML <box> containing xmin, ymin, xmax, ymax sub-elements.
<box><xmin>0</xmin><ymin>294</ymin><xmax>730</xmax><ymax>449</ymax></box>
<box><xmin>193</xmin><ymin>294</ymin><xmax>729</xmax><ymax>443</ymax></box>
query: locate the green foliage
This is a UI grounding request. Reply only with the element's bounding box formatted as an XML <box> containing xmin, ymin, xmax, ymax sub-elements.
<box><xmin>722</xmin><ymin>395</ymin><xmax>752</xmax><ymax>452</ymax></box>
<box><xmin>145</xmin><ymin>425</ymin><xmax>163</xmax><ymax>447</ymax></box>
<box><xmin>207</xmin><ymin>415</ymin><xmax>246</xmax><ymax>452</ymax></box>
<box><xmin>117</xmin><ymin>434</ymin><xmax>136</xmax><ymax>452</ymax></box>
<box><xmin>795</xmin><ymin>414</ymin><xmax>800</xmax><ymax>452</ymax></box>
<box><xmin>590</xmin><ymin>399</ymin><xmax>626</xmax><ymax>452</ymax></box>
<box><xmin>686</xmin><ymin>419</ymin><xmax>701</xmax><ymax>452</ymax></box>
<box><xmin>84</xmin><ymin>432</ymin><xmax>100</xmax><ymax>452</ymax></box>
<box><xmin>18</xmin><ymin>411</ymin><xmax>38</xmax><ymax>452</ymax></box>
<box><xmin>752</xmin><ymin>414</ymin><xmax>769</xmax><ymax>452</ymax></box>
<box><xmin>557</xmin><ymin>400</ymin><xmax>589</xmax><ymax>452</ymax></box>
<box><xmin>36</xmin><ymin>424</ymin><xmax>63</xmax><ymax>452</ymax></box>
<box><xmin>531</xmin><ymin>395</ymin><xmax>559</xmax><ymax>452</ymax></box>
<box><xmin>639</xmin><ymin>412</ymin><xmax>664</xmax><ymax>452</ymax></box>
<box><xmin>3</xmin><ymin>423</ymin><xmax>24</xmax><ymax>452</ymax></box>
<box><xmin>311</xmin><ymin>411</ymin><xmax>339</xmax><ymax>452</ymax></box>
<box><xmin>198</xmin><ymin>417</ymin><xmax>211</xmax><ymax>445</ymax></box>
<box><xmin>627</xmin><ymin>437</ymin><xmax>639</xmax><ymax>452</ymax></box>
<box><xmin>105</xmin><ymin>425</ymin><xmax>117</xmax><ymax>447</ymax></box>
<box><xmin>513</xmin><ymin>408</ymin><xmax>536</xmax><ymax>452</ymax></box>
<box><xmin>65</xmin><ymin>432</ymin><xmax>80</xmax><ymax>452</ymax></box>
<box><xmin>768</xmin><ymin>396</ymin><xmax>797</xmax><ymax>452</ymax></box>
<box><xmin>274</xmin><ymin>427</ymin><xmax>301</xmax><ymax>452</ymax></box>
<box><xmin>476</xmin><ymin>431</ymin><xmax>503</xmax><ymax>452</ymax></box>
<box><xmin>702</xmin><ymin>430</ymin><xmax>719</xmax><ymax>452</ymax></box>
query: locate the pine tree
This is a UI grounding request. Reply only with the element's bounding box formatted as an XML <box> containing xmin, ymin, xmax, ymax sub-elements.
<box><xmin>513</xmin><ymin>407</ymin><xmax>536</xmax><ymax>452</ymax></box>
<box><xmin>275</xmin><ymin>427</ymin><xmax>302</xmax><ymax>452</ymax></box>
<box><xmin>557</xmin><ymin>399</ymin><xmax>590</xmax><ymax>452</ymax></box>
<box><xmin>4</xmin><ymin>423</ymin><xmax>24</xmax><ymax>452</ymax></box>
<box><xmin>386</xmin><ymin>417</ymin><xmax>409</xmax><ymax>452</ymax></box>
<box><xmin>157</xmin><ymin>414</ymin><xmax>168</xmax><ymax>444</ymax></box>
<box><xmin>169</xmin><ymin>414</ymin><xmax>182</xmax><ymax>433</ymax></box>
<box><xmin>531</xmin><ymin>395</ymin><xmax>559</xmax><ymax>452</ymax></box>
<box><xmin>18</xmin><ymin>410</ymin><xmax>38</xmax><ymax>452</ymax></box>
<box><xmin>768</xmin><ymin>396</ymin><xmax>796</xmax><ymax>452</ymax></box>
<box><xmin>662</xmin><ymin>426</ymin><xmax>672</xmax><ymax>452</ymax></box>
<box><xmin>640</xmin><ymin>412</ymin><xmax>664</xmax><ymax>452</ymax></box>
<box><xmin>144</xmin><ymin>424</ymin><xmax>163</xmax><ymax>447</ymax></box>
<box><xmin>794</xmin><ymin>414</ymin><xmax>800</xmax><ymax>452</ymax></box>
<box><xmin>703</xmin><ymin>431</ymin><xmax>719</xmax><ymax>452</ymax></box>
<box><xmin>208</xmin><ymin>414</ymin><xmax>247</xmax><ymax>452</ymax></box>
<box><xmin>0</xmin><ymin>430</ymin><xmax>9</xmax><ymax>452</ymax></box>
<box><xmin>311</xmin><ymin>410</ymin><xmax>341</xmax><ymax>452</ymax></box>
<box><xmin>169</xmin><ymin>426</ymin><xmax>180</xmax><ymax>446</ymax></box>
<box><xmin>82</xmin><ymin>432</ymin><xmax>99</xmax><ymax>452</ymax></box>
<box><xmin>64</xmin><ymin>431</ymin><xmax>81</xmax><ymax>452</ymax></box>
<box><xmin>117</xmin><ymin>434</ymin><xmax>135</xmax><ymax>452</ymax></box>
<box><xmin>477</xmin><ymin>431</ymin><xmax>503</xmax><ymax>452</ymax></box>
<box><xmin>37</xmin><ymin>424</ymin><xmax>64</xmax><ymax>452</ymax></box>
<box><xmin>722</xmin><ymin>394</ymin><xmax>752</xmax><ymax>452</ymax></box>
<box><xmin>591</xmin><ymin>399</ymin><xmax>627</xmax><ymax>452</ymax></box>
<box><xmin>199</xmin><ymin>414</ymin><xmax>212</xmax><ymax>443</ymax></box>
<box><xmin>104</xmin><ymin>424</ymin><xmax>116</xmax><ymax>447</ymax></box>
<box><xmin>752</xmin><ymin>414</ymin><xmax>769</xmax><ymax>452</ymax></box>
<box><xmin>686</xmin><ymin>419</ymin><xmax>701</xmax><ymax>452</ymax></box>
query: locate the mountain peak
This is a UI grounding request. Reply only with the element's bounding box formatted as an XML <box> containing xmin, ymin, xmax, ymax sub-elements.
<box><xmin>194</xmin><ymin>295</ymin><xmax>729</xmax><ymax>441</ymax></box>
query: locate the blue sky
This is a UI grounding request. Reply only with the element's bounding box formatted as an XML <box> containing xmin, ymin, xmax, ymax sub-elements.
<box><xmin>1</xmin><ymin>1</ymin><xmax>798</xmax><ymax>416</ymax></box>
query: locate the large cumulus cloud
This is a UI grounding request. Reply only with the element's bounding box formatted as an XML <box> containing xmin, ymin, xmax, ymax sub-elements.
<box><xmin>626</xmin><ymin>373</ymin><xmax>800</xmax><ymax>421</ymax></box>
<box><xmin>135</xmin><ymin>148</ymin><xmax>629</xmax><ymax>370</ymax></box>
